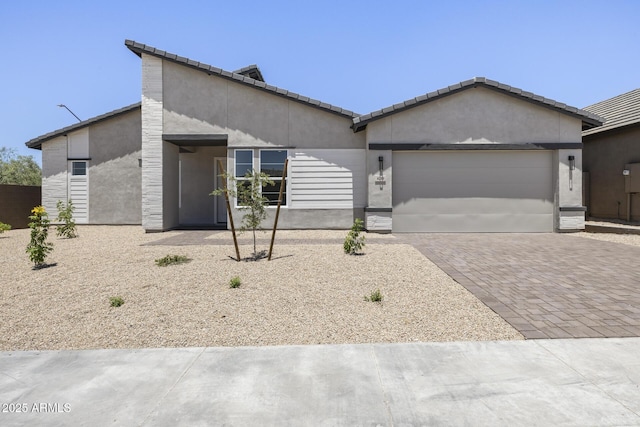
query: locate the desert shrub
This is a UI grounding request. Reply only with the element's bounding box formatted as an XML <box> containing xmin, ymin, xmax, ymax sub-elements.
<box><xmin>229</xmin><ymin>276</ymin><xmax>241</xmax><ymax>288</ymax></box>
<box><xmin>0</xmin><ymin>222</ymin><xmax>11</xmax><ymax>233</ymax></box>
<box><xmin>155</xmin><ymin>254</ymin><xmax>191</xmax><ymax>267</ymax></box>
<box><xmin>56</xmin><ymin>200</ymin><xmax>77</xmax><ymax>238</ymax></box>
<box><xmin>364</xmin><ymin>289</ymin><xmax>383</xmax><ymax>303</ymax></box>
<box><xmin>26</xmin><ymin>206</ymin><xmax>53</xmax><ymax>268</ymax></box>
<box><xmin>344</xmin><ymin>218</ymin><xmax>366</xmax><ymax>255</ymax></box>
<box><xmin>109</xmin><ymin>296</ymin><xmax>125</xmax><ymax>307</ymax></box>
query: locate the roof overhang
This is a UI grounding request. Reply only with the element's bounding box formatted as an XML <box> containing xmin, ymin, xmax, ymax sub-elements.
<box><xmin>25</xmin><ymin>103</ymin><xmax>141</xmax><ymax>150</ymax></box>
<box><xmin>125</xmin><ymin>40</ymin><xmax>358</xmax><ymax>119</ymax></box>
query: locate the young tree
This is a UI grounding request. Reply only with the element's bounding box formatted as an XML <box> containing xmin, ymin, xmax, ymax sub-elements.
<box><xmin>0</xmin><ymin>147</ymin><xmax>42</xmax><ymax>186</ymax></box>
<box><xmin>211</xmin><ymin>170</ymin><xmax>274</xmax><ymax>260</ymax></box>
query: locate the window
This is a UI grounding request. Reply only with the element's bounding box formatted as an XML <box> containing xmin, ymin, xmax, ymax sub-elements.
<box><xmin>234</xmin><ymin>149</ymin><xmax>288</xmax><ymax>207</ymax></box>
<box><xmin>71</xmin><ymin>161</ymin><xmax>87</xmax><ymax>176</ymax></box>
<box><xmin>260</xmin><ymin>150</ymin><xmax>287</xmax><ymax>206</ymax></box>
<box><xmin>234</xmin><ymin>150</ymin><xmax>253</xmax><ymax>206</ymax></box>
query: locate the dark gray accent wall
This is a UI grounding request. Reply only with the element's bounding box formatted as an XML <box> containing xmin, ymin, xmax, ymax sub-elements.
<box><xmin>88</xmin><ymin>109</ymin><xmax>142</xmax><ymax>224</ymax></box>
<box><xmin>583</xmin><ymin>125</ymin><xmax>640</xmax><ymax>221</ymax></box>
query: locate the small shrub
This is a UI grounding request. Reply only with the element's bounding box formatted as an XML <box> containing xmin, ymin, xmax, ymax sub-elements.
<box><xmin>56</xmin><ymin>200</ymin><xmax>78</xmax><ymax>238</ymax></box>
<box><xmin>229</xmin><ymin>276</ymin><xmax>241</xmax><ymax>288</ymax></box>
<box><xmin>155</xmin><ymin>254</ymin><xmax>191</xmax><ymax>267</ymax></box>
<box><xmin>344</xmin><ymin>218</ymin><xmax>366</xmax><ymax>255</ymax></box>
<box><xmin>0</xmin><ymin>222</ymin><xmax>11</xmax><ymax>233</ymax></box>
<box><xmin>364</xmin><ymin>289</ymin><xmax>383</xmax><ymax>303</ymax></box>
<box><xmin>26</xmin><ymin>206</ymin><xmax>53</xmax><ymax>268</ymax></box>
<box><xmin>109</xmin><ymin>296</ymin><xmax>125</xmax><ymax>307</ymax></box>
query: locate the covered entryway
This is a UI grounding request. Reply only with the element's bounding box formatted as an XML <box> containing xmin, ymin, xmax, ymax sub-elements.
<box><xmin>392</xmin><ymin>150</ymin><xmax>554</xmax><ymax>232</ymax></box>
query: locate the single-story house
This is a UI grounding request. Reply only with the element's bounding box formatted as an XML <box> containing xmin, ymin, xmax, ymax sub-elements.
<box><xmin>26</xmin><ymin>40</ymin><xmax>603</xmax><ymax>233</ymax></box>
<box><xmin>582</xmin><ymin>88</ymin><xmax>640</xmax><ymax>221</ymax></box>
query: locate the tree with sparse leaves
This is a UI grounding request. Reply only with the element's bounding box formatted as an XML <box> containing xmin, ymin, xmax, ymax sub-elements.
<box><xmin>211</xmin><ymin>170</ymin><xmax>274</xmax><ymax>260</ymax></box>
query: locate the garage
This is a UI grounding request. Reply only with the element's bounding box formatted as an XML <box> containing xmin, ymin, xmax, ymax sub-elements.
<box><xmin>392</xmin><ymin>150</ymin><xmax>554</xmax><ymax>232</ymax></box>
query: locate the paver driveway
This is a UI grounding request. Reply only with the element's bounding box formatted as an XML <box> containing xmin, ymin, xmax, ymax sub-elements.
<box><xmin>400</xmin><ymin>233</ymin><xmax>640</xmax><ymax>339</ymax></box>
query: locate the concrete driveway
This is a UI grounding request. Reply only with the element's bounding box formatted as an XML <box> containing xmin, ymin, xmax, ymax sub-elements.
<box><xmin>400</xmin><ymin>233</ymin><xmax>640</xmax><ymax>339</ymax></box>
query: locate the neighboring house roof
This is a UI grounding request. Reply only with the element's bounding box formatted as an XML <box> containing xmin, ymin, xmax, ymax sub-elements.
<box><xmin>25</xmin><ymin>103</ymin><xmax>141</xmax><ymax>150</ymax></box>
<box><xmin>233</xmin><ymin>64</ymin><xmax>264</xmax><ymax>82</ymax></box>
<box><xmin>351</xmin><ymin>77</ymin><xmax>604</xmax><ymax>132</ymax></box>
<box><xmin>125</xmin><ymin>40</ymin><xmax>358</xmax><ymax>118</ymax></box>
<box><xmin>582</xmin><ymin>88</ymin><xmax>640</xmax><ymax>137</ymax></box>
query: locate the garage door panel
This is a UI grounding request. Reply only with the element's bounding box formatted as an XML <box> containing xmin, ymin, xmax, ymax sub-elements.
<box><xmin>395</xmin><ymin>197</ymin><xmax>554</xmax><ymax>215</ymax></box>
<box><xmin>393</xmin><ymin>213</ymin><xmax>553</xmax><ymax>232</ymax></box>
<box><xmin>392</xmin><ymin>151</ymin><xmax>553</xmax><ymax>232</ymax></box>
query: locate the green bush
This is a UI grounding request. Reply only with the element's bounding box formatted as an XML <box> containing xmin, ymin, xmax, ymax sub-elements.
<box><xmin>26</xmin><ymin>206</ymin><xmax>53</xmax><ymax>268</ymax></box>
<box><xmin>109</xmin><ymin>296</ymin><xmax>125</xmax><ymax>307</ymax></box>
<box><xmin>364</xmin><ymin>289</ymin><xmax>383</xmax><ymax>303</ymax></box>
<box><xmin>155</xmin><ymin>254</ymin><xmax>191</xmax><ymax>267</ymax></box>
<box><xmin>344</xmin><ymin>218</ymin><xmax>366</xmax><ymax>255</ymax></box>
<box><xmin>229</xmin><ymin>276</ymin><xmax>241</xmax><ymax>288</ymax></box>
<box><xmin>56</xmin><ymin>200</ymin><xmax>78</xmax><ymax>238</ymax></box>
<box><xmin>0</xmin><ymin>222</ymin><xmax>11</xmax><ymax>233</ymax></box>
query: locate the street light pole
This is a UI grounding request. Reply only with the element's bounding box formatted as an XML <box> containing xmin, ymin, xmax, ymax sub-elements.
<box><xmin>57</xmin><ymin>104</ymin><xmax>81</xmax><ymax>122</ymax></box>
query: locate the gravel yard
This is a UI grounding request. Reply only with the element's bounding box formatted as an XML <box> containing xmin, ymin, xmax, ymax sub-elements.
<box><xmin>0</xmin><ymin>226</ymin><xmax>522</xmax><ymax>351</ymax></box>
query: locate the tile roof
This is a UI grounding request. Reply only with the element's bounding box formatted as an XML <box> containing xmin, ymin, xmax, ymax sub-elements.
<box><xmin>351</xmin><ymin>77</ymin><xmax>603</xmax><ymax>132</ymax></box>
<box><xmin>125</xmin><ymin>40</ymin><xmax>358</xmax><ymax>118</ymax></box>
<box><xmin>25</xmin><ymin>103</ymin><xmax>141</xmax><ymax>149</ymax></box>
<box><xmin>582</xmin><ymin>88</ymin><xmax>640</xmax><ymax>136</ymax></box>
<box><xmin>233</xmin><ymin>64</ymin><xmax>264</xmax><ymax>82</ymax></box>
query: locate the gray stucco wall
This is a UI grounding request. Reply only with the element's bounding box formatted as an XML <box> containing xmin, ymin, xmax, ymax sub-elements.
<box><xmin>366</xmin><ymin>87</ymin><xmax>582</xmax><ymax>145</ymax></box>
<box><xmin>88</xmin><ymin>108</ymin><xmax>142</xmax><ymax>224</ymax></box>
<box><xmin>179</xmin><ymin>146</ymin><xmax>226</xmax><ymax>225</ymax></box>
<box><xmin>163</xmin><ymin>141</ymin><xmax>179</xmax><ymax>229</ymax></box>
<box><xmin>162</xmin><ymin>61</ymin><xmax>365</xmax><ymax>150</ymax></box>
<box><xmin>583</xmin><ymin>125</ymin><xmax>640</xmax><ymax>221</ymax></box>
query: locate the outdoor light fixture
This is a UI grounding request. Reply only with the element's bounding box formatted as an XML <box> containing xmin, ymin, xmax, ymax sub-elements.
<box><xmin>57</xmin><ymin>104</ymin><xmax>81</xmax><ymax>122</ymax></box>
<box><xmin>568</xmin><ymin>155</ymin><xmax>575</xmax><ymax>191</ymax></box>
<box><xmin>378</xmin><ymin>156</ymin><xmax>384</xmax><ymax>176</ymax></box>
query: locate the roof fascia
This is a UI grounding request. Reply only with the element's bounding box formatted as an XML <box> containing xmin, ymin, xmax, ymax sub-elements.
<box><xmin>125</xmin><ymin>40</ymin><xmax>357</xmax><ymax>119</ymax></box>
<box><xmin>25</xmin><ymin>103</ymin><xmax>141</xmax><ymax>150</ymax></box>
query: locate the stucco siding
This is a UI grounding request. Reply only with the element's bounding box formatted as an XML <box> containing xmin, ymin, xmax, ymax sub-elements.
<box><xmin>88</xmin><ymin>108</ymin><xmax>142</xmax><ymax>224</ymax></box>
<box><xmin>366</xmin><ymin>87</ymin><xmax>582</xmax><ymax>145</ymax></box>
<box><xmin>162</xmin><ymin>141</ymin><xmax>179</xmax><ymax>229</ymax></box>
<box><xmin>179</xmin><ymin>146</ymin><xmax>226</xmax><ymax>225</ymax></box>
<box><xmin>162</xmin><ymin>61</ymin><xmax>364</xmax><ymax>149</ymax></box>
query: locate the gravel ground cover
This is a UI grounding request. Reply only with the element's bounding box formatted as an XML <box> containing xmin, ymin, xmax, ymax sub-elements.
<box><xmin>0</xmin><ymin>226</ymin><xmax>521</xmax><ymax>351</ymax></box>
<box><xmin>573</xmin><ymin>231</ymin><xmax>640</xmax><ymax>247</ymax></box>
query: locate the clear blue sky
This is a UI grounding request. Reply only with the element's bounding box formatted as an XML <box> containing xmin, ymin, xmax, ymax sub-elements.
<box><xmin>3</xmin><ymin>0</ymin><xmax>639</xmax><ymax>164</ymax></box>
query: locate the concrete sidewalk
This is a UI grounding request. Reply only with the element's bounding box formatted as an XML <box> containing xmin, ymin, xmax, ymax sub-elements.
<box><xmin>2</xmin><ymin>338</ymin><xmax>640</xmax><ymax>426</ymax></box>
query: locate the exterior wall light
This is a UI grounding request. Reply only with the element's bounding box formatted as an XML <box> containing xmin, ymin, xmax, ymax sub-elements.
<box><xmin>568</xmin><ymin>155</ymin><xmax>575</xmax><ymax>191</ymax></box>
<box><xmin>378</xmin><ymin>156</ymin><xmax>384</xmax><ymax>176</ymax></box>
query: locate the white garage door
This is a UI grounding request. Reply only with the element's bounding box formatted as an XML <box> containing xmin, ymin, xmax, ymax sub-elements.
<box><xmin>392</xmin><ymin>151</ymin><xmax>553</xmax><ymax>232</ymax></box>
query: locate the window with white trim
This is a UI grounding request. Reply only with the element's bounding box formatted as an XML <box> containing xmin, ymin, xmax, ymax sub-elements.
<box><xmin>260</xmin><ymin>150</ymin><xmax>287</xmax><ymax>206</ymax></box>
<box><xmin>71</xmin><ymin>161</ymin><xmax>87</xmax><ymax>176</ymax></box>
<box><xmin>234</xmin><ymin>149</ymin><xmax>287</xmax><ymax>207</ymax></box>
